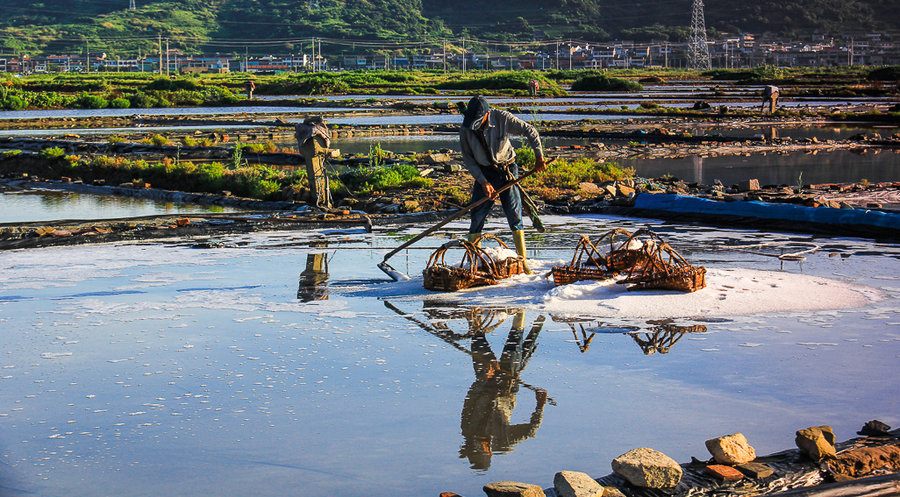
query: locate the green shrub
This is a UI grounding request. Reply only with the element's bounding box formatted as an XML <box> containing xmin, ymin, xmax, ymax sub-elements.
<box><xmin>73</xmin><ymin>93</ymin><xmax>108</xmax><ymax>109</ymax></box>
<box><xmin>1</xmin><ymin>95</ymin><xmax>27</xmax><ymax>110</ymax></box>
<box><xmin>571</xmin><ymin>73</ymin><xmax>642</xmax><ymax>92</ymax></box>
<box><xmin>109</xmin><ymin>97</ymin><xmax>130</xmax><ymax>108</ymax></box>
<box><xmin>519</xmin><ymin>149</ymin><xmax>633</xmax><ymax>190</ymax></box>
<box><xmin>39</xmin><ymin>147</ymin><xmax>66</xmax><ymax>159</ymax></box>
<box><xmin>338</xmin><ymin>163</ymin><xmax>429</xmax><ymax>193</ymax></box>
<box><xmin>128</xmin><ymin>91</ymin><xmax>154</xmax><ymax>108</ymax></box>
<box><xmin>107</xmin><ymin>135</ymin><xmax>126</xmax><ymax>143</ymax></box>
<box><xmin>150</xmin><ymin>134</ymin><xmax>169</xmax><ymax>146</ymax></box>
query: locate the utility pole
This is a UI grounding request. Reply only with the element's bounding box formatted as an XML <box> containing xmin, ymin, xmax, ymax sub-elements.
<box><xmin>158</xmin><ymin>34</ymin><xmax>162</xmax><ymax>75</ymax></box>
<box><xmin>665</xmin><ymin>41</ymin><xmax>669</xmax><ymax>68</ymax></box>
<box><xmin>849</xmin><ymin>38</ymin><xmax>854</xmax><ymax>66</ymax></box>
<box><xmin>129</xmin><ymin>0</ymin><xmax>135</xmax><ymax>10</ymax></box>
<box><xmin>688</xmin><ymin>0</ymin><xmax>711</xmax><ymax>69</ymax></box>
<box><xmin>165</xmin><ymin>38</ymin><xmax>169</xmax><ymax>76</ymax></box>
<box><xmin>86</xmin><ymin>43</ymin><xmax>89</xmax><ymax>73</ymax></box>
<box><xmin>555</xmin><ymin>41</ymin><xmax>559</xmax><ymax>69</ymax></box>
<box><xmin>442</xmin><ymin>40</ymin><xmax>446</xmax><ymax>73</ymax></box>
<box><xmin>568</xmin><ymin>41</ymin><xmax>572</xmax><ymax>70</ymax></box>
<box><xmin>461</xmin><ymin>37</ymin><xmax>466</xmax><ymax>73</ymax></box>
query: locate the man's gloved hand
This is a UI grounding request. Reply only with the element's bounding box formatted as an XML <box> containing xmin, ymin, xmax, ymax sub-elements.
<box><xmin>534</xmin><ymin>154</ymin><xmax>547</xmax><ymax>173</ymax></box>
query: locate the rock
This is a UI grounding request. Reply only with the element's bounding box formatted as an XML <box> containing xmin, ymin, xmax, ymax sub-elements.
<box><xmin>736</xmin><ymin>461</ymin><xmax>774</xmax><ymax>479</ymax></box>
<box><xmin>736</xmin><ymin>179</ymin><xmax>760</xmax><ymax>192</ymax></box>
<box><xmin>444</xmin><ymin>163</ymin><xmax>463</xmax><ymax>173</ymax></box>
<box><xmin>828</xmin><ymin>443</ymin><xmax>900</xmax><ymax>477</ymax></box>
<box><xmin>617</xmin><ymin>185</ymin><xmax>635</xmax><ymax>198</ymax></box>
<box><xmin>705</xmin><ymin>433</ymin><xmax>757</xmax><ymax>465</ymax></box>
<box><xmin>424</xmin><ymin>153</ymin><xmax>451</xmax><ymax>164</ymax></box>
<box><xmin>705</xmin><ymin>464</ymin><xmax>743</xmax><ymax>481</ymax></box>
<box><xmin>554</xmin><ymin>470</ymin><xmax>603</xmax><ymax>497</ymax></box>
<box><xmin>483</xmin><ymin>481</ymin><xmax>544</xmax><ymax>497</ymax></box>
<box><xmin>611</xmin><ymin>447</ymin><xmax>682</xmax><ymax>489</ymax></box>
<box><xmin>796</xmin><ymin>425</ymin><xmax>837</xmax><ymax>461</ymax></box>
<box><xmin>601</xmin><ymin>487</ymin><xmax>626</xmax><ymax>497</ymax></box>
<box><xmin>858</xmin><ymin>419</ymin><xmax>891</xmax><ymax>436</ymax></box>
<box><xmin>402</xmin><ymin>200</ymin><xmax>419</xmax><ymax>212</ymax></box>
<box><xmin>578</xmin><ymin>182</ymin><xmax>602</xmax><ymax>195</ymax></box>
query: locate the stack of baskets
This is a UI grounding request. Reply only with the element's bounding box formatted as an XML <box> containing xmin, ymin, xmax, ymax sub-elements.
<box><xmin>551</xmin><ymin>229</ymin><xmax>641</xmax><ymax>286</ymax></box>
<box><xmin>552</xmin><ymin>228</ymin><xmax>706</xmax><ymax>293</ymax></box>
<box><xmin>423</xmin><ymin>234</ymin><xmax>525</xmax><ymax>292</ymax></box>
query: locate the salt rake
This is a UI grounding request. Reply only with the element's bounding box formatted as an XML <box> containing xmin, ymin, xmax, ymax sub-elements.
<box><xmin>378</xmin><ymin>161</ymin><xmax>553</xmax><ymax>281</ymax></box>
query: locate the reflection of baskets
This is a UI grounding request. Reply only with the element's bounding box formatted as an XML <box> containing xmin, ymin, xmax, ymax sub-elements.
<box><xmin>551</xmin><ymin>229</ymin><xmax>633</xmax><ymax>286</ymax></box>
<box><xmin>423</xmin><ymin>234</ymin><xmax>524</xmax><ymax>292</ymax></box>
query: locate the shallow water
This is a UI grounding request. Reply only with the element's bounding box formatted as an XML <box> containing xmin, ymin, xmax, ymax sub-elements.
<box><xmin>622</xmin><ymin>148</ymin><xmax>900</xmax><ymax>186</ymax></box>
<box><xmin>0</xmin><ymin>188</ymin><xmax>240</xmax><ymax>223</ymax></box>
<box><xmin>0</xmin><ymin>215</ymin><xmax>898</xmax><ymax>497</ymax></box>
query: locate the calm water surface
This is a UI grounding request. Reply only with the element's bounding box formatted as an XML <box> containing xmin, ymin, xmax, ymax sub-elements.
<box><xmin>0</xmin><ymin>216</ymin><xmax>897</xmax><ymax>497</ymax></box>
<box><xmin>0</xmin><ymin>188</ymin><xmax>239</xmax><ymax>223</ymax></box>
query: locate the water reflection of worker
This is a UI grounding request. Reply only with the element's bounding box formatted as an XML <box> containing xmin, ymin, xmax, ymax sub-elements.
<box><xmin>297</xmin><ymin>252</ymin><xmax>329</xmax><ymax>301</ymax></box>
<box><xmin>761</xmin><ymin>85</ymin><xmax>779</xmax><ymax>114</ymax></box>
<box><xmin>459</xmin><ymin>310</ymin><xmax>546</xmax><ymax>470</ymax></box>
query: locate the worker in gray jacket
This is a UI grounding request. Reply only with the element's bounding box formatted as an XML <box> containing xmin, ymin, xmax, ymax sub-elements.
<box><xmin>459</xmin><ymin>95</ymin><xmax>546</xmax><ymax>273</ymax></box>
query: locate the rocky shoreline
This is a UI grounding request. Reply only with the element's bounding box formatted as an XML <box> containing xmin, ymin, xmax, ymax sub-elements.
<box><xmin>446</xmin><ymin>421</ymin><xmax>899</xmax><ymax>497</ymax></box>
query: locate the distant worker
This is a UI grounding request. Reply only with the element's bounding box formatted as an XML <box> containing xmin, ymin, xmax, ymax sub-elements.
<box><xmin>528</xmin><ymin>79</ymin><xmax>540</xmax><ymax>97</ymax></box>
<box><xmin>246</xmin><ymin>81</ymin><xmax>256</xmax><ymax>99</ymax></box>
<box><xmin>459</xmin><ymin>95</ymin><xmax>546</xmax><ymax>274</ymax></box>
<box><xmin>295</xmin><ymin>116</ymin><xmax>332</xmax><ymax>209</ymax></box>
<box><xmin>761</xmin><ymin>85</ymin><xmax>779</xmax><ymax>114</ymax></box>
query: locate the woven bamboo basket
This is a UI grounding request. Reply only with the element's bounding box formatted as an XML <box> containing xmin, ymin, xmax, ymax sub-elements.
<box><xmin>619</xmin><ymin>233</ymin><xmax>707</xmax><ymax>293</ymax></box>
<box><xmin>551</xmin><ymin>229</ymin><xmax>635</xmax><ymax>286</ymax></box>
<box><xmin>423</xmin><ymin>234</ymin><xmax>524</xmax><ymax>292</ymax></box>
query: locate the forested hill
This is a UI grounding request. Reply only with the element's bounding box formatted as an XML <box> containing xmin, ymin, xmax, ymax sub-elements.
<box><xmin>1</xmin><ymin>0</ymin><xmax>898</xmax><ymax>55</ymax></box>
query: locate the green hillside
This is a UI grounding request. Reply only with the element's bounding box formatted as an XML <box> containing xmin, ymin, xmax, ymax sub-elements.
<box><xmin>1</xmin><ymin>0</ymin><xmax>898</xmax><ymax>56</ymax></box>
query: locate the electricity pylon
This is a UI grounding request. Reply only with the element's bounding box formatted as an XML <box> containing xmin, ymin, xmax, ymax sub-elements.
<box><xmin>688</xmin><ymin>0</ymin><xmax>711</xmax><ymax>69</ymax></box>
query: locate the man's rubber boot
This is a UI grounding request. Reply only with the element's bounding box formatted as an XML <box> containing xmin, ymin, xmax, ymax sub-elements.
<box><xmin>512</xmin><ymin>229</ymin><xmax>532</xmax><ymax>275</ymax></box>
<box><xmin>468</xmin><ymin>232</ymin><xmax>482</xmax><ymax>247</ymax></box>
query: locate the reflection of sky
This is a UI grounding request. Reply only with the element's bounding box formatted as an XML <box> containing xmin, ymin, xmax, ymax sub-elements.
<box><xmin>0</xmin><ymin>219</ymin><xmax>897</xmax><ymax>497</ymax></box>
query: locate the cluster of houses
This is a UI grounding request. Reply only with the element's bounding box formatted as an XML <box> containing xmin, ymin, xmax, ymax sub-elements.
<box><xmin>2</xmin><ymin>33</ymin><xmax>897</xmax><ymax>74</ymax></box>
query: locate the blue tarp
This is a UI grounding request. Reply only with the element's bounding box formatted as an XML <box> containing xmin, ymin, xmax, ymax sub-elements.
<box><xmin>633</xmin><ymin>194</ymin><xmax>900</xmax><ymax>230</ymax></box>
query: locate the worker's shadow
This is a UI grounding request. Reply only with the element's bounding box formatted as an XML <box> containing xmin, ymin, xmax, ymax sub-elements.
<box><xmin>385</xmin><ymin>302</ymin><xmax>551</xmax><ymax>471</ymax></box>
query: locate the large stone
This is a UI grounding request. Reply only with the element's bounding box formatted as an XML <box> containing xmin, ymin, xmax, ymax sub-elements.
<box><xmin>796</xmin><ymin>425</ymin><xmax>836</xmax><ymax>461</ymax></box>
<box><xmin>736</xmin><ymin>179</ymin><xmax>760</xmax><ymax>192</ymax></box>
<box><xmin>611</xmin><ymin>447</ymin><xmax>682</xmax><ymax>489</ymax></box>
<box><xmin>736</xmin><ymin>462</ymin><xmax>774</xmax><ymax>479</ymax></box>
<box><xmin>829</xmin><ymin>444</ymin><xmax>900</xmax><ymax>477</ymax></box>
<box><xmin>705</xmin><ymin>433</ymin><xmax>757</xmax><ymax>464</ymax></box>
<box><xmin>616</xmin><ymin>184</ymin><xmax>636</xmax><ymax>198</ymax></box>
<box><xmin>554</xmin><ymin>470</ymin><xmax>603</xmax><ymax>497</ymax></box>
<box><xmin>858</xmin><ymin>419</ymin><xmax>891</xmax><ymax>436</ymax></box>
<box><xmin>578</xmin><ymin>182</ymin><xmax>602</xmax><ymax>195</ymax></box>
<box><xmin>705</xmin><ymin>464</ymin><xmax>743</xmax><ymax>481</ymax></box>
<box><xmin>424</xmin><ymin>153</ymin><xmax>451</xmax><ymax>164</ymax></box>
<box><xmin>483</xmin><ymin>481</ymin><xmax>544</xmax><ymax>497</ymax></box>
